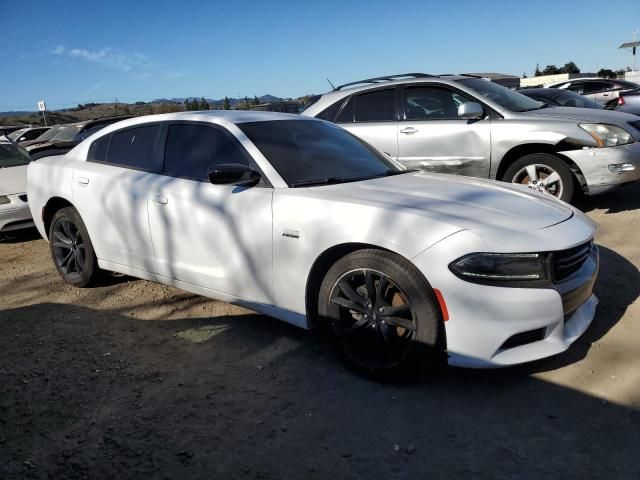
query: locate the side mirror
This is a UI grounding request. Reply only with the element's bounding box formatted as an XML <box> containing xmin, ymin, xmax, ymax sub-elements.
<box><xmin>458</xmin><ymin>102</ymin><xmax>484</xmax><ymax>120</ymax></box>
<box><xmin>208</xmin><ymin>163</ymin><xmax>261</xmax><ymax>187</ymax></box>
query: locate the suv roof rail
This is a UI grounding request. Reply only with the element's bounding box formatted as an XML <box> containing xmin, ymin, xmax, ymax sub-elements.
<box><xmin>333</xmin><ymin>73</ymin><xmax>435</xmax><ymax>91</ymax></box>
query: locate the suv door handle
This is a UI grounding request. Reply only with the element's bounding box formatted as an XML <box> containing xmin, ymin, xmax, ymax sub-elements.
<box><xmin>151</xmin><ymin>195</ymin><xmax>168</xmax><ymax>205</ymax></box>
<box><xmin>400</xmin><ymin>127</ymin><xmax>418</xmax><ymax>134</ymax></box>
<box><xmin>77</xmin><ymin>177</ymin><xmax>89</xmax><ymax>185</ymax></box>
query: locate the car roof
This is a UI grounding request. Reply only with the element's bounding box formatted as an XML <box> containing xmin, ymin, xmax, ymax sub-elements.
<box><xmin>98</xmin><ymin>111</ymin><xmax>313</xmax><ymax>130</ymax></box>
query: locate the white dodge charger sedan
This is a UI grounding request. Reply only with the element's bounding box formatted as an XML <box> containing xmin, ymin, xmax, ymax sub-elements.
<box><xmin>27</xmin><ymin>112</ymin><xmax>599</xmax><ymax>379</ymax></box>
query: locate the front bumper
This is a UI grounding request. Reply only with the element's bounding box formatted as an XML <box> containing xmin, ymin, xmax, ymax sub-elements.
<box><xmin>412</xmin><ymin>227</ymin><xmax>598</xmax><ymax>368</ymax></box>
<box><xmin>0</xmin><ymin>193</ymin><xmax>34</xmax><ymax>232</ymax></box>
<box><xmin>562</xmin><ymin>141</ymin><xmax>640</xmax><ymax>195</ymax></box>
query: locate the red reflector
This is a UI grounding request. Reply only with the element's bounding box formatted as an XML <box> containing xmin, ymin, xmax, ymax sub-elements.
<box><xmin>433</xmin><ymin>288</ymin><xmax>449</xmax><ymax>322</ymax></box>
<box><xmin>618</xmin><ymin>96</ymin><xmax>625</xmax><ymax>106</ymax></box>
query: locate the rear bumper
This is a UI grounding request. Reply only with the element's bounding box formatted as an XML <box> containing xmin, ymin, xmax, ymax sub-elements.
<box><xmin>562</xmin><ymin>142</ymin><xmax>640</xmax><ymax>195</ymax></box>
<box><xmin>0</xmin><ymin>194</ymin><xmax>33</xmax><ymax>232</ymax></box>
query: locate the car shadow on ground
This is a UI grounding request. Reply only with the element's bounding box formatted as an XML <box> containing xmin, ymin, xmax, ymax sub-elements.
<box><xmin>575</xmin><ymin>181</ymin><xmax>640</xmax><ymax>214</ymax></box>
<box><xmin>1</xmin><ymin>299</ymin><xmax>638</xmax><ymax>479</ymax></box>
<box><xmin>0</xmin><ymin>227</ymin><xmax>42</xmax><ymax>244</ymax></box>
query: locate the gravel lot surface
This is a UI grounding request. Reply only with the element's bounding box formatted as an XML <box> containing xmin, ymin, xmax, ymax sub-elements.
<box><xmin>1</xmin><ymin>184</ymin><xmax>639</xmax><ymax>479</ymax></box>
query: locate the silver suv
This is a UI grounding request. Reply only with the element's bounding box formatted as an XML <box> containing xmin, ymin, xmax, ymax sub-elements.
<box><xmin>302</xmin><ymin>73</ymin><xmax>640</xmax><ymax>202</ymax></box>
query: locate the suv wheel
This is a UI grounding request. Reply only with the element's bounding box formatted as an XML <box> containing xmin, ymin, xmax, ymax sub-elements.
<box><xmin>503</xmin><ymin>153</ymin><xmax>575</xmax><ymax>203</ymax></box>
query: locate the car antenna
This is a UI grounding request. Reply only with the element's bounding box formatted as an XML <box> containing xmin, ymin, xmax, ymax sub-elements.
<box><xmin>326</xmin><ymin>78</ymin><xmax>336</xmax><ymax>90</ymax></box>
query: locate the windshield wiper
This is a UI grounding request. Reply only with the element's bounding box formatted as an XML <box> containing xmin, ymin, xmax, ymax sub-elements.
<box><xmin>290</xmin><ymin>177</ymin><xmax>356</xmax><ymax>187</ymax></box>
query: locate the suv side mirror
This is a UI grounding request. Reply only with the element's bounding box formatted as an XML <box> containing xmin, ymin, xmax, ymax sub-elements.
<box><xmin>458</xmin><ymin>102</ymin><xmax>484</xmax><ymax>120</ymax></box>
<box><xmin>208</xmin><ymin>163</ymin><xmax>261</xmax><ymax>186</ymax></box>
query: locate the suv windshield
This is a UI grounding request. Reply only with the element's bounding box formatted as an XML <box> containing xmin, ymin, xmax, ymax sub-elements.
<box><xmin>0</xmin><ymin>142</ymin><xmax>30</xmax><ymax>168</ymax></box>
<box><xmin>457</xmin><ymin>78</ymin><xmax>545</xmax><ymax>112</ymax></box>
<box><xmin>238</xmin><ymin>119</ymin><xmax>402</xmax><ymax>187</ymax></box>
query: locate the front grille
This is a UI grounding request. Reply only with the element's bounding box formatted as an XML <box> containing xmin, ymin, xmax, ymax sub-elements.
<box><xmin>501</xmin><ymin>328</ymin><xmax>547</xmax><ymax>350</ymax></box>
<box><xmin>630</xmin><ymin>120</ymin><xmax>640</xmax><ymax>134</ymax></box>
<box><xmin>552</xmin><ymin>241</ymin><xmax>592</xmax><ymax>282</ymax></box>
<box><xmin>18</xmin><ymin>194</ymin><xmax>28</xmax><ymax>202</ymax></box>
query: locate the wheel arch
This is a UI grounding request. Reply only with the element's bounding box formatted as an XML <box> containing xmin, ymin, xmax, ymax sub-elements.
<box><xmin>304</xmin><ymin>243</ymin><xmax>446</xmax><ymax>333</ymax></box>
<box><xmin>42</xmin><ymin>197</ymin><xmax>76</xmax><ymax>239</ymax></box>
<box><xmin>496</xmin><ymin>142</ymin><xmax>586</xmax><ymax>188</ymax></box>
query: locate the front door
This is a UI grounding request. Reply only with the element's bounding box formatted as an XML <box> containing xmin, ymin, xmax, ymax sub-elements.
<box><xmin>147</xmin><ymin>122</ymin><xmax>274</xmax><ymax>304</ymax></box>
<box><xmin>396</xmin><ymin>85</ymin><xmax>491</xmax><ymax>177</ymax></box>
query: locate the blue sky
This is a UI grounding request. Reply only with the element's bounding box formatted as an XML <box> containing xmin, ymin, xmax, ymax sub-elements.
<box><xmin>1</xmin><ymin>0</ymin><xmax>638</xmax><ymax>111</ymax></box>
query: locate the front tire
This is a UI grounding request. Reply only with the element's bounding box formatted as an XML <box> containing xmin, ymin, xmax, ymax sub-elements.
<box><xmin>318</xmin><ymin>249</ymin><xmax>444</xmax><ymax>380</ymax></box>
<box><xmin>503</xmin><ymin>153</ymin><xmax>575</xmax><ymax>203</ymax></box>
<box><xmin>49</xmin><ymin>207</ymin><xmax>102</xmax><ymax>287</ymax></box>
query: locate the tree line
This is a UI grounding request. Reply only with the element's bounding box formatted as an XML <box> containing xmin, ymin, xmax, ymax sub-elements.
<box><xmin>531</xmin><ymin>61</ymin><xmax>631</xmax><ymax>79</ymax></box>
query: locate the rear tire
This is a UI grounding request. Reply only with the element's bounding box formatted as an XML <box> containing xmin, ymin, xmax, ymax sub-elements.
<box><xmin>503</xmin><ymin>153</ymin><xmax>575</xmax><ymax>203</ymax></box>
<box><xmin>318</xmin><ymin>249</ymin><xmax>445</xmax><ymax>381</ymax></box>
<box><xmin>49</xmin><ymin>207</ymin><xmax>102</xmax><ymax>288</ymax></box>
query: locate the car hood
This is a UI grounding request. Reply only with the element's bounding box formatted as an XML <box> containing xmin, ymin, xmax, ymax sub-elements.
<box><xmin>0</xmin><ymin>164</ymin><xmax>28</xmax><ymax>195</ymax></box>
<box><xmin>524</xmin><ymin>106</ymin><xmax>640</xmax><ymax>126</ymax></box>
<box><xmin>309</xmin><ymin>172</ymin><xmax>574</xmax><ymax>232</ymax></box>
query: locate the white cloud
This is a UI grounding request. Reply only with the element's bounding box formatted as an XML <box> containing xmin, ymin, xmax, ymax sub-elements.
<box><xmin>51</xmin><ymin>46</ymin><xmax>150</xmax><ymax>73</ymax></box>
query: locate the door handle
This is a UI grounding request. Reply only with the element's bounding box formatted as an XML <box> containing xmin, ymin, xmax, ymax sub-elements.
<box><xmin>400</xmin><ymin>127</ymin><xmax>418</xmax><ymax>135</ymax></box>
<box><xmin>77</xmin><ymin>177</ymin><xmax>89</xmax><ymax>185</ymax></box>
<box><xmin>151</xmin><ymin>195</ymin><xmax>168</xmax><ymax>205</ymax></box>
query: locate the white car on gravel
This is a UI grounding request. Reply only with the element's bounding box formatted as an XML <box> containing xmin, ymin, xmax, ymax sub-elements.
<box><xmin>27</xmin><ymin>112</ymin><xmax>599</xmax><ymax>379</ymax></box>
<box><xmin>0</xmin><ymin>138</ymin><xmax>33</xmax><ymax>233</ymax></box>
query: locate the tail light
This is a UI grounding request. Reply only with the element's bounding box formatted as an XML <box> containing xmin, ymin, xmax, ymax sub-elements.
<box><xmin>618</xmin><ymin>96</ymin><xmax>625</xmax><ymax>106</ymax></box>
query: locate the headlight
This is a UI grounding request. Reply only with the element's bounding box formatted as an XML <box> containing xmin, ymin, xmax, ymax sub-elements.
<box><xmin>449</xmin><ymin>252</ymin><xmax>549</xmax><ymax>285</ymax></box>
<box><xmin>0</xmin><ymin>195</ymin><xmax>10</xmax><ymax>205</ymax></box>
<box><xmin>579</xmin><ymin>123</ymin><xmax>633</xmax><ymax>147</ymax></box>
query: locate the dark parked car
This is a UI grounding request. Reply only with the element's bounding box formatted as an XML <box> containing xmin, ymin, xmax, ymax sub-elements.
<box><xmin>615</xmin><ymin>88</ymin><xmax>640</xmax><ymax>116</ymax></box>
<box><xmin>26</xmin><ymin>116</ymin><xmax>132</xmax><ymax>160</ymax></box>
<box><xmin>545</xmin><ymin>78</ymin><xmax>639</xmax><ymax>108</ymax></box>
<box><xmin>519</xmin><ymin>88</ymin><xmax>603</xmax><ymax>109</ymax></box>
<box><xmin>0</xmin><ymin>126</ymin><xmax>26</xmax><ymax>137</ymax></box>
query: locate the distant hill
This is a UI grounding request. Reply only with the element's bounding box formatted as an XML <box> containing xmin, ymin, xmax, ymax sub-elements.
<box><xmin>0</xmin><ymin>93</ymin><xmax>313</xmax><ymax>126</ymax></box>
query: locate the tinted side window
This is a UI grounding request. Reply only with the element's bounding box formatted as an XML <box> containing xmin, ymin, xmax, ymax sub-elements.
<box><xmin>335</xmin><ymin>97</ymin><xmax>354</xmax><ymax>123</ymax></box>
<box><xmin>89</xmin><ymin>134</ymin><xmax>111</xmax><ymax>162</ymax></box>
<box><xmin>164</xmin><ymin>124</ymin><xmax>249</xmax><ymax>182</ymax></box>
<box><xmin>107</xmin><ymin>125</ymin><xmax>160</xmax><ymax>171</ymax></box>
<box><xmin>316</xmin><ymin>99</ymin><xmax>344</xmax><ymax>121</ymax></box>
<box><xmin>575</xmin><ymin>81</ymin><xmax>606</xmax><ymax>94</ymax></box>
<box><xmin>404</xmin><ymin>87</ymin><xmax>471</xmax><ymax>120</ymax></box>
<box><xmin>354</xmin><ymin>89</ymin><xmax>395</xmax><ymax>122</ymax></box>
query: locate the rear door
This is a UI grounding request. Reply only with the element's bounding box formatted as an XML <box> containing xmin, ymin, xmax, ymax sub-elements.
<box><xmin>395</xmin><ymin>84</ymin><xmax>491</xmax><ymax>177</ymax></box>
<box><xmin>72</xmin><ymin>124</ymin><xmax>163</xmax><ymax>273</ymax></box>
<box><xmin>334</xmin><ymin>87</ymin><xmax>399</xmax><ymax>158</ymax></box>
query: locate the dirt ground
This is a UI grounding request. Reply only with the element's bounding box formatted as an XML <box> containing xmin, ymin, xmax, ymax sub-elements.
<box><xmin>1</xmin><ymin>184</ymin><xmax>639</xmax><ymax>480</ymax></box>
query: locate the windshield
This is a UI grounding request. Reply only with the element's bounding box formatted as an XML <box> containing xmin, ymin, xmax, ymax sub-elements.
<box><xmin>552</xmin><ymin>90</ymin><xmax>603</xmax><ymax>109</ymax></box>
<box><xmin>50</xmin><ymin>124</ymin><xmax>83</xmax><ymax>142</ymax></box>
<box><xmin>238</xmin><ymin>119</ymin><xmax>401</xmax><ymax>187</ymax></box>
<box><xmin>457</xmin><ymin>78</ymin><xmax>545</xmax><ymax>112</ymax></box>
<box><xmin>0</xmin><ymin>142</ymin><xmax>30</xmax><ymax>168</ymax></box>
<box><xmin>34</xmin><ymin>125</ymin><xmax>66</xmax><ymax>142</ymax></box>
<box><xmin>7</xmin><ymin>128</ymin><xmax>28</xmax><ymax>141</ymax></box>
